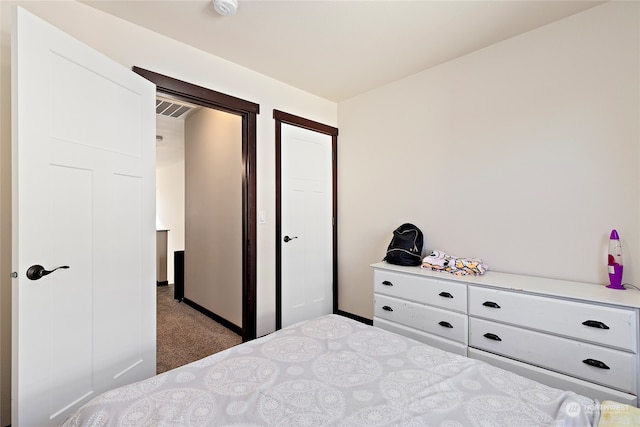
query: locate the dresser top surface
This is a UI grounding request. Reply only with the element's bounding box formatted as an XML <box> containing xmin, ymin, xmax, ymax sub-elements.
<box><xmin>371</xmin><ymin>262</ymin><xmax>640</xmax><ymax>309</ymax></box>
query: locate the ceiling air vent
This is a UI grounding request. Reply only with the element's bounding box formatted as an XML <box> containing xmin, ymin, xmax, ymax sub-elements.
<box><xmin>156</xmin><ymin>98</ymin><xmax>193</xmax><ymax>119</ymax></box>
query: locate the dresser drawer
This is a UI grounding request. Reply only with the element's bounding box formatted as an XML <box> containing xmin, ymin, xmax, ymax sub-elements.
<box><xmin>374</xmin><ymin>269</ymin><xmax>467</xmax><ymax>313</ymax></box>
<box><xmin>374</xmin><ymin>294</ymin><xmax>468</xmax><ymax>344</ymax></box>
<box><xmin>469</xmin><ymin>286</ymin><xmax>637</xmax><ymax>352</ymax></box>
<box><xmin>469</xmin><ymin>348</ymin><xmax>638</xmax><ymax>406</ymax></box>
<box><xmin>470</xmin><ymin>318</ymin><xmax>637</xmax><ymax>393</ymax></box>
<box><xmin>374</xmin><ymin>318</ymin><xmax>468</xmax><ymax>356</ymax></box>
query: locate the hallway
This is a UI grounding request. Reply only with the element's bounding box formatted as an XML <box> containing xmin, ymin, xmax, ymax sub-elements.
<box><xmin>156</xmin><ymin>285</ymin><xmax>242</xmax><ymax>373</ymax></box>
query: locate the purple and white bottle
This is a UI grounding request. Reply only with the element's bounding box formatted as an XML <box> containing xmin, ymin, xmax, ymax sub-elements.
<box><xmin>606</xmin><ymin>229</ymin><xmax>624</xmax><ymax>290</ymax></box>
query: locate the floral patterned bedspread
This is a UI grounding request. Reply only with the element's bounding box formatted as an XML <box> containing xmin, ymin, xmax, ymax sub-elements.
<box><xmin>62</xmin><ymin>314</ymin><xmax>598</xmax><ymax>426</ymax></box>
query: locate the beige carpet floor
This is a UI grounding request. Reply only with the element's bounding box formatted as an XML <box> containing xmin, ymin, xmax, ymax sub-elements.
<box><xmin>156</xmin><ymin>284</ymin><xmax>242</xmax><ymax>374</ymax></box>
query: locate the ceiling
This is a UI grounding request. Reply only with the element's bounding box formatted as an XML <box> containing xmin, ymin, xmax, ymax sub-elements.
<box><xmin>83</xmin><ymin>0</ymin><xmax>605</xmax><ymax>102</ymax></box>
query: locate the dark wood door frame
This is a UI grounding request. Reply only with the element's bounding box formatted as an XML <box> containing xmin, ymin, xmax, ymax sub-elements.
<box><xmin>274</xmin><ymin>109</ymin><xmax>338</xmax><ymax>330</ymax></box>
<box><xmin>134</xmin><ymin>67</ymin><xmax>258</xmax><ymax>341</ymax></box>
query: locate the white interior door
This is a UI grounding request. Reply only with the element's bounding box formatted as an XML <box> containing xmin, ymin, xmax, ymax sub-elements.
<box><xmin>281</xmin><ymin>124</ymin><xmax>333</xmax><ymax>328</ymax></box>
<box><xmin>11</xmin><ymin>7</ymin><xmax>156</xmax><ymax>426</ymax></box>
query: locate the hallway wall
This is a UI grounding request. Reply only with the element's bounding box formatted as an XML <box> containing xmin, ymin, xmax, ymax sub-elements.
<box><xmin>184</xmin><ymin>108</ymin><xmax>243</xmax><ymax>327</ymax></box>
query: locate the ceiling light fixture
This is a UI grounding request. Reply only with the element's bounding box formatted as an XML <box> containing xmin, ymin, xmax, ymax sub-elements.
<box><xmin>213</xmin><ymin>0</ymin><xmax>238</xmax><ymax>16</ymax></box>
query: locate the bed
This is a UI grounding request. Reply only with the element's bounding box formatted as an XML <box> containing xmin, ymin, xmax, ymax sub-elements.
<box><xmin>63</xmin><ymin>314</ymin><xmax>630</xmax><ymax>426</ymax></box>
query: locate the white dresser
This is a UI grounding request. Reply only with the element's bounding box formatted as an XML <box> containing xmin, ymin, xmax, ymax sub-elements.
<box><xmin>372</xmin><ymin>261</ymin><xmax>640</xmax><ymax>405</ymax></box>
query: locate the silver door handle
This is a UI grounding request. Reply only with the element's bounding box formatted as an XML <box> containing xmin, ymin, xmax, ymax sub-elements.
<box><xmin>26</xmin><ymin>264</ymin><xmax>69</xmax><ymax>281</ymax></box>
<box><xmin>283</xmin><ymin>236</ymin><xmax>298</xmax><ymax>243</ymax></box>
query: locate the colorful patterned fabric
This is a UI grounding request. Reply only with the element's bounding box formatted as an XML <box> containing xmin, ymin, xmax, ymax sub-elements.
<box><xmin>422</xmin><ymin>249</ymin><xmax>488</xmax><ymax>275</ymax></box>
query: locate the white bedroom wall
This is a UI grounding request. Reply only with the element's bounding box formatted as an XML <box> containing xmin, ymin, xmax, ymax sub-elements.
<box><xmin>338</xmin><ymin>1</ymin><xmax>640</xmax><ymax>319</ymax></box>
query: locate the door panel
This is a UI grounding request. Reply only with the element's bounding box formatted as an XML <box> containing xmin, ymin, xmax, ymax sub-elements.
<box><xmin>12</xmin><ymin>7</ymin><xmax>156</xmax><ymax>426</ymax></box>
<box><xmin>48</xmin><ymin>165</ymin><xmax>93</xmax><ymax>413</ymax></box>
<box><xmin>280</xmin><ymin>124</ymin><xmax>333</xmax><ymax>328</ymax></box>
<box><xmin>48</xmin><ymin>51</ymin><xmax>143</xmax><ymax>157</ymax></box>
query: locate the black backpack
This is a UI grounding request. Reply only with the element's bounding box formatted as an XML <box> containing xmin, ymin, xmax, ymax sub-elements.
<box><xmin>383</xmin><ymin>223</ymin><xmax>424</xmax><ymax>266</ymax></box>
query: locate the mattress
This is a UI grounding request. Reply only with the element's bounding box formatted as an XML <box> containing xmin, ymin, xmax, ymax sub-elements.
<box><xmin>63</xmin><ymin>314</ymin><xmax>599</xmax><ymax>426</ymax></box>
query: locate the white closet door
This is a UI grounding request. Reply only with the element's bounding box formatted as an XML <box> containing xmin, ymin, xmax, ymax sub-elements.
<box><xmin>281</xmin><ymin>123</ymin><xmax>333</xmax><ymax>328</ymax></box>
